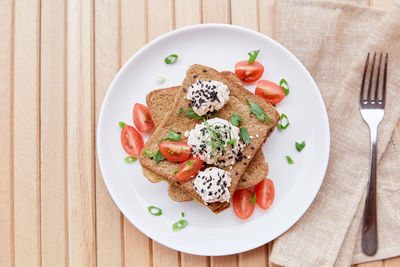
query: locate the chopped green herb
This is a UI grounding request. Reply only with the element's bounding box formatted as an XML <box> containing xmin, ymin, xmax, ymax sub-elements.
<box><xmin>145</xmin><ymin>150</ymin><xmax>165</xmax><ymax>164</ymax></box>
<box><xmin>296</xmin><ymin>141</ymin><xmax>306</xmax><ymax>152</ymax></box>
<box><xmin>181</xmin><ymin>212</ymin><xmax>185</xmax><ymax>217</ymax></box>
<box><xmin>173</xmin><ymin>168</ymin><xmax>179</xmax><ymax>175</ymax></box>
<box><xmin>119</xmin><ymin>121</ymin><xmax>126</xmax><ymax>128</ymax></box>
<box><xmin>226</xmin><ymin>138</ymin><xmax>237</xmax><ymax>146</ymax></box>
<box><xmin>159</xmin><ymin>130</ymin><xmax>181</xmax><ymax>142</ymax></box>
<box><xmin>154</xmin><ymin>150</ymin><xmax>165</xmax><ymax>164</ymax></box>
<box><xmin>250</xmin><ymin>191</ymin><xmax>257</xmax><ymax>205</ymax></box>
<box><xmin>248</xmin><ymin>49</ymin><xmax>260</xmax><ymax>64</ymax></box>
<box><xmin>164</xmin><ymin>54</ymin><xmax>178</xmax><ymax>64</ymax></box>
<box><xmin>280</xmin><ymin>78</ymin><xmax>289</xmax><ymax>96</ymax></box>
<box><xmin>247</xmin><ymin>100</ymin><xmax>270</xmax><ymax>124</ymax></box>
<box><xmin>124</xmin><ymin>156</ymin><xmax>137</xmax><ymax>163</ymax></box>
<box><xmin>185</xmin><ymin>160</ymin><xmax>194</xmax><ymax>166</ymax></box>
<box><xmin>286</xmin><ymin>155</ymin><xmax>294</xmax><ymax>164</ymax></box>
<box><xmin>172</xmin><ymin>219</ymin><xmax>188</xmax><ymax>231</ymax></box>
<box><xmin>277</xmin><ymin>113</ymin><xmax>290</xmax><ymax>130</ymax></box>
<box><xmin>144</xmin><ymin>150</ymin><xmax>154</xmax><ymax>158</ymax></box>
<box><xmin>230</xmin><ymin>113</ymin><xmax>242</xmax><ymax>127</ymax></box>
<box><xmin>239</xmin><ymin>127</ymin><xmax>250</xmax><ymax>145</ymax></box>
<box><xmin>185</xmin><ymin>109</ymin><xmax>203</xmax><ymax>119</ymax></box>
<box><xmin>148</xmin><ymin>206</ymin><xmax>162</xmax><ymax>216</ymax></box>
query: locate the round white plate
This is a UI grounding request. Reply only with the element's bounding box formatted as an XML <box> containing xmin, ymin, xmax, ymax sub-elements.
<box><xmin>97</xmin><ymin>24</ymin><xmax>330</xmax><ymax>256</ymax></box>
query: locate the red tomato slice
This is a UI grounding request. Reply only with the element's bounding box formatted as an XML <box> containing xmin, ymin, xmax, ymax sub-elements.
<box><xmin>255</xmin><ymin>179</ymin><xmax>275</xmax><ymax>210</ymax></box>
<box><xmin>174</xmin><ymin>157</ymin><xmax>203</xmax><ymax>181</ymax></box>
<box><xmin>120</xmin><ymin>125</ymin><xmax>144</xmax><ymax>157</ymax></box>
<box><xmin>159</xmin><ymin>141</ymin><xmax>191</xmax><ymax>162</ymax></box>
<box><xmin>232</xmin><ymin>189</ymin><xmax>255</xmax><ymax>220</ymax></box>
<box><xmin>235</xmin><ymin>60</ymin><xmax>264</xmax><ymax>83</ymax></box>
<box><xmin>255</xmin><ymin>80</ymin><xmax>285</xmax><ymax>105</ymax></box>
<box><xmin>133</xmin><ymin>103</ymin><xmax>155</xmax><ymax>133</ymax></box>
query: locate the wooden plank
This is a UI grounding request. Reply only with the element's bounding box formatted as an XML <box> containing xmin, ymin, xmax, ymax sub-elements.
<box><xmin>238</xmin><ymin>246</ymin><xmax>267</xmax><ymax>267</ymax></box>
<box><xmin>147</xmin><ymin>0</ymin><xmax>174</xmax><ymax>41</ymax></box>
<box><xmin>357</xmin><ymin>261</ymin><xmax>384</xmax><ymax>267</ymax></box>
<box><xmin>211</xmin><ymin>255</ymin><xmax>238</xmax><ymax>267</ymax></box>
<box><xmin>120</xmin><ymin>0</ymin><xmax>152</xmax><ymax>266</ymax></box>
<box><xmin>174</xmin><ymin>1</ymin><xmax>209</xmax><ymax>265</ymax></box>
<box><xmin>152</xmin><ymin>241</ymin><xmax>179</xmax><ymax>267</ymax></box>
<box><xmin>202</xmin><ymin>0</ymin><xmax>230</xmax><ymax>23</ymax></box>
<box><xmin>66</xmin><ymin>0</ymin><xmax>96</xmax><ymax>266</ymax></box>
<box><xmin>231</xmin><ymin>0</ymin><xmax>258</xmax><ymax>31</ymax></box>
<box><xmin>384</xmin><ymin>257</ymin><xmax>400</xmax><ymax>267</ymax></box>
<box><xmin>147</xmin><ymin>0</ymin><xmax>180</xmax><ymax>266</ymax></box>
<box><xmin>94</xmin><ymin>0</ymin><xmax>124</xmax><ymax>266</ymax></box>
<box><xmin>13</xmin><ymin>0</ymin><xmax>41</xmax><ymax>266</ymax></box>
<box><xmin>40</xmin><ymin>0</ymin><xmax>67</xmax><ymax>266</ymax></box>
<box><xmin>175</xmin><ymin>0</ymin><xmax>202</xmax><ymax>27</ymax></box>
<box><xmin>259</xmin><ymin>0</ymin><xmax>275</xmax><ymax>37</ymax></box>
<box><xmin>0</xmin><ymin>0</ymin><xmax>13</xmax><ymax>266</ymax></box>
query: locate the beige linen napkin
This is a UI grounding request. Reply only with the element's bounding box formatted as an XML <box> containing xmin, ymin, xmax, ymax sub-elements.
<box><xmin>268</xmin><ymin>0</ymin><xmax>400</xmax><ymax>266</ymax></box>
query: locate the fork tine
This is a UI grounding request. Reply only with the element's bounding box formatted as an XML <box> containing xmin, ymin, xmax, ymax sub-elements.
<box><xmin>360</xmin><ymin>53</ymin><xmax>370</xmax><ymax>104</ymax></box>
<box><xmin>380</xmin><ymin>53</ymin><xmax>388</xmax><ymax>105</ymax></box>
<box><xmin>374</xmin><ymin>53</ymin><xmax>382</xmax><ymax>103</ymax></box>
<box><xmin>367</xmin><ymin>53</ymin><xmax>376</xmax><ymax>102</ymax></box>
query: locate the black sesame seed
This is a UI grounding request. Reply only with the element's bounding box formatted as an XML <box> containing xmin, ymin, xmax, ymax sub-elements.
<box><xmin>243</xmin><ymin>162</ymin><xmax>247</xmax><ymax>165</ymax></box>
<box><xmin>183</xmin><ymin>88</ymin><xmax>187</xmax><ymax>92</ymax></box>
<box><xmin>193</xmin><ymin>75</ymin><xmax>197</xmax><ymax>78</ymax></box>
<box><xmin>202</xmin><ymin>69</ymin><xmax>207</xmax><ymax>72</ymax></box>
<box><xmin>251</xmin><ymin>146</ymin><xmax>255</xmax><ymax>150</ymax></box>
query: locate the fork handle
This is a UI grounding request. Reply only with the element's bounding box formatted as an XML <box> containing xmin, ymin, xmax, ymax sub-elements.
<box><xmin>361</xmin><ymin>126</ymin><xmax>378</xmax><ymax>256</ymax></box>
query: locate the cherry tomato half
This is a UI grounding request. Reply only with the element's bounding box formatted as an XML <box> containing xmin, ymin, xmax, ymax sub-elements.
<box><xmin>255</xmin><ymin>80</ymin><xmax>285</xmax><ymax>105</ymax></box>
<box><xmin>235</xmin><ymin>60</ymin><xmax>264</xmax><ymax>83</ymax></box>
<box><xmin>174</xmin><ymin>157</ymin><xmax>203</xmax><ymax>181</ymax></box>
<box><xmin>120</xmin><ymin>125</ymin><xmax>144</xmax><ymax>157</ymax></box>
<box><xmin>159</xmin><ymin>141</ymin><xmax>191</xmax><ymax>162</ymax></box>
<box><xmin>233</xmin><ymin>189</ymin><xmax>255</xmax><ymax>220</ymax></box>
<box><xmin>133</xmin><ymin>103</ymin><xmax>155</xmax><ymax>133</ymax></box>
<box><xmin>255</xmin><ymin>179</ymin><xmax>275</xmax><ymax>210</ymax></box>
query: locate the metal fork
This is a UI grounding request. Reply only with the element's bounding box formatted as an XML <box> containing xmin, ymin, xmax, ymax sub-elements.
<box><xmin>359</xmin><ymin>52</ymin><xmax>388</xmax><ymax>256</ymax></box>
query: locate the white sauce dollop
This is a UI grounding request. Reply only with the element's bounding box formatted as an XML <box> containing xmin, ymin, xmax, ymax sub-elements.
<box><xmin>186</xmin><ymin>80</ymin><xmax>230</xmax><ymax>116</ymax></box>
<box><xmin>187</xmin><ymin>118</ymin><xmax>244</xmax><ymax>167</ymax></box>
<box><xmin>193</xmin><ymin>167</ymin><xmax>231</xmax><ymax>204</ymax></box>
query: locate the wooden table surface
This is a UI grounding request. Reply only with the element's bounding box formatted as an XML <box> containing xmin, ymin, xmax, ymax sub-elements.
<box><xmin>1</xmin><ymin>0</ymin><xmax>399</xmax><ymax>266</ymax></box>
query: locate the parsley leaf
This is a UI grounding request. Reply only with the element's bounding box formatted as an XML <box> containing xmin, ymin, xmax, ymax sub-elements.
<box><xmin>185</xmin><ymin>109</ymin><xmax>203</xmax><ymax>119</ymax></box>
<box><xmin>239</xmin><ymin>127</ymin><xmax>250</xmax><ymax>145</ymax></box>
<box><xmin>119</xmin><ymin>121</ymin><xmax>126</xmax><ymax>128</ymax></box>
<box><xmin>280</xmin><ymin>78</ymin><xmax>289</xmax><ymax>96</ymax></box>
<box><xmin>173</xmin><ymin>168</ymin><xmax>179</xmax><ymax>175</ymax></box>
<box><xmin>185</xmin><ymin>160</ymin><xmax>194</xmax><ymax>166</ymax></box>
<box><xmin>154</xmin><ymin>150</ymin><xmax>165</xmax><ymax>164</ymax></box>
<box><xmin>247</xmin><ymin>100</ymin><xmax>269</xmax><ymax>124</ymax></box>
<box><xmin>250</xmin><ymin>192</ymin><xmax>257</xmax><ymax>205</ymax></box>
<box><xmin>296</xmin><ymin>141</ymin><xmax>306</xmax><ymax>152</ymax></box>
<box><xmin>145</xmin><ymin>149</ymin><xmax>165</xmax><ymax>164</ymax></box>
<box><xmin>230</xmin><ymin>113</ymin><xmax>242</xmax><ymax>127</ymax></box>
<box><xmin>159</xmin><ymin>130</ymin><xmax>181</xmax><ymax>142</ymax></box>
<box><xmin>286</xmin><ymin>155</ymin><xmax>294</xmax><ymax>164</ymax></box>
<box><xmin>248</xmin><ymin>49</ymin><xmax>260</xmax><ymax>64</ymax></box>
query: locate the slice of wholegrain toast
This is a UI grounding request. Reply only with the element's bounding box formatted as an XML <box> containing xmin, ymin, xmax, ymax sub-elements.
<box><xmin>145</xmin><ymin>72</ymin><xmax>269</xmax><ymax>202</ymax></box>
<box><xmin>139</xmin><ymin>64</ymin><xmax>279</xmax><ymax>213</ymax></box>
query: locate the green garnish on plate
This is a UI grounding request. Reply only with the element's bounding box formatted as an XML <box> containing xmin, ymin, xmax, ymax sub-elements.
<box><xmin>148</xmin><ymin>206</ymin><xmax>162</xmax><ymax>216</ymax></box>
<box><xmin>164</xmin><ymin>54</ymin><xmax>178</xmax><ymax>64</ymax></box>
<box><xmin>296</xmin><ymin>141</ymin><xmax>306</xmax><ymax>152</ymax></box>
<box><xmin>124</xmin><ymin>156</ymin><xmax>137</xmax><ymax>163</ymax></box>
<box><xmin>280</xmin><ymin>78</ymin><xmax>290</xmax><ymax>96</ymax></box>
<box><xmin>277</xmin><ymin>113</ymin><xmax>289</xmax><ymax>130</ymax></box>
<box><xmin>172</xmin><ymin>219</ymin><xmax>188</xmax><ymax>231</ymax></box>
<box><xmin>286</xmin><ymin>155</ymin><xmax>294</xmax><ymax>164</ymax></box>
<box><xmin>248</xmin><ymin>49</ymin><xmax>260</xmax><ymax>64</ymax></box>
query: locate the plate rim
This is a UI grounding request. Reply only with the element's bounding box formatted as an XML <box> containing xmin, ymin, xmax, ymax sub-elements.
<box><xmin>96</xmin><ymin>23</ymin><xmax>331</xmax><ymax>256</ymax></box>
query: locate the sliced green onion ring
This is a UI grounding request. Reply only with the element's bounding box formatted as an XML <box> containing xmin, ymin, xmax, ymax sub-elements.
<box><xmin>172</xmin><ymin>219</ymin><xmax>188</xmax><ymax>231</ymax></box>
<box><xmin>148</xmin><ymin>206</ymin><xmax>162</xmax><ymax>216</ymax></box>
<box><xmin>164</xmin><ymin>54</ymin><xmax>178</xmax><ymax>64</ymax></box>
<box><xmin>124</xmin><ymin>156</ymin><xmax>137</xmax><ymax>163</ymax></box>
<box><xmin>277</xmin><ymin>113</ymin><xmax>290</xmax><ymax>130</ymax></box>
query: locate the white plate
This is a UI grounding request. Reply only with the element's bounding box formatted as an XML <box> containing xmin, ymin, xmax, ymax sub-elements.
<box><xmin>97</xmin><ymin>24</ymin><xmax>330</xmax><ymax>256</ymax></box>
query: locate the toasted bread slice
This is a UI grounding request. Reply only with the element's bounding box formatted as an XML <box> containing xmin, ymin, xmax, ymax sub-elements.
<box><xmin>139</xmin><ymin>64</ymin><xmax>279</xmax><ymax>213</ymax></box>
<box><xmin>146</xmin><ymin>72</ymin><xmax>269</xmax><ymax>201</ymax></box>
